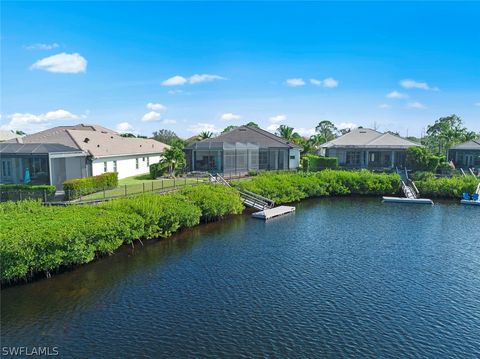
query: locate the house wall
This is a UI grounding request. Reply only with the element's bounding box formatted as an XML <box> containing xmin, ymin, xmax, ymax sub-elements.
<box><xmin>449</xmin><ymin>149</ymin><xmax>480</xmax><ymax>168</ymax></box>
<box><xmin>91</xmin><ymin>154</ymin><xmax>162</xmax><ymax>179</ymax></box>
<box><xmin>289</xmin><ymin>149</ymin><xmax>301</xmax><ymax>169</ymax></box>
<box><xmin>325</xmin><ymin>148</ymin><xmax>409</xmax><ymax>168</ymax></box>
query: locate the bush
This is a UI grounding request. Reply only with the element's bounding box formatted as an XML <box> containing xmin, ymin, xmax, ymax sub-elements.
<box><xmin>406</xmin><ymin>147</ymin><xmax>441</xmax><ymax>172</ymax></box>
<box><xmin>0</xmin><ymin>184</ymin><xmax>247</xmax><ymax>284</ymax></box>
<box><xmin>63</xmin><ymin>172</ymin><xmax>118</xmax><ymax>200</ymax></box>
<box><xmin>181</xmin><ymin>184</ymin><xmax>244</xmax><ymax>221</ymax></box>
<box><xmin>0</xmin><ymin>184</ymin><xmax>56</xmax><ymax>202</ymax></box>
<box><xmin>237</xmin><ymin>170</ymin><xmax>401</xmax><ymax>204</ymax></box>
<box><xmin>302</xmin><ymin>155</ymin><xmax>338</xmax><ymax>171</ymax></box>
<box><xmin>415</xmin><ymin>176</ymin><xmax>479</xmax><ymax>199</ymax></box>
<box><xmin>149</xmin><ymin>162</ymin><xmax>165</xmax><ymax>179</ymax></box>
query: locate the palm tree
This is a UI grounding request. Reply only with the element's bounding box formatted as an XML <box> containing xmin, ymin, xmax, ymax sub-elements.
<box><xmin>160</xmin><ymin>143</ymin><xmax>186</xmax><ymax>177</ymax></box>
<box><xmin>198</xmin><ymin>131</ymin><xmax>214</xmax><ymax>140</ymax></box>
<box><xmin>277</xmin><ymin>125</ymin><xmax>299</xmax><ymax>141</ymax></box>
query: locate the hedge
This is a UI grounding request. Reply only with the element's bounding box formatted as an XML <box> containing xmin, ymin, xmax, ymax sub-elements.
<box><xmin>415</xmin><ymin>176</ymin><xmax>479</xmax><ymax>199</ymax></box>
<box><xmin>237</xmin><ymin>170</ymin><xmax>401</xmax><ymax>204</ymax></box>
<box><xmin>0</xmin><ymin>184</ymin><xmax>245</xmax><ymax>284</ymax></box>
<box><xmin>302</xmin><ymin>155</ymin><xmax>338</xmax><ymax>171</ymax></box>
<box><xmin>0</xmin><ymin>184</ymin><xmax>56</xmax><ymax>202</ymax></box>
<box><xmin>63</xmin><ymin>172</ymin><xmax>118</xmax><ymax>200</ymax></box>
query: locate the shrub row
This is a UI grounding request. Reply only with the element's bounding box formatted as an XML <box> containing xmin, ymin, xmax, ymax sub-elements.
<box><xmin>63</xmin><ymin>172</ymin><xmax>118</xmax><ymax>200</ymax></box>
<box><xmin>0</xmin><ymin>184</ymin><xmax>56</xmax><ymax>202</ymax></box>
<box><xmin>302</xmin><ymin>155</ymin><xmax>338</xmax><ymax>171</ymax></box>
<box><xmin>237</xmin><ymin>170</ymin><xmax>402</xmax><ymax>204</ymax></box>
<box><xmin>0</xmin><ymin>184</ymin><xmax>244</xmax><ymax>283</ymax></box>
<box><xmin>414</xmin><ymin>176</ymin><xmax>479</xmax><ymax>199</ymax></box>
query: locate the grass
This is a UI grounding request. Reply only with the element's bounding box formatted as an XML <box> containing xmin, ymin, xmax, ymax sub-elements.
<box><xmin>77</xmin><ymin>176</ymin><xmax>205</xmax><ymax>201</ymax></box>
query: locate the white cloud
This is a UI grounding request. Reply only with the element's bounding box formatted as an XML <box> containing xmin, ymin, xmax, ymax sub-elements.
<box><xmin>386</xmin><ymin>91</ymin><xmax>408</xmax><ymax>99</ymax></box>
<box><xmin>1</xmin><ymin>109</ymin><xmax>80</xmax><ymax>132</ymax></box>
<box><xmin>379</xmin><ymin>104</ymin><xmax>391</xmax><ymax>109</ymax></box>
<box><xmin>310</xmin><ymin>78</ymin><xmax>322</xmax><ymax>86</ymax></box>
<box><xmin>269</xmin><ymin>114</ymin><xmax>287</xmax><ymax>123</ymax></box>
<box><xmin>162</xmin><ymin>74</ymin><xmax>225</xmax><ymax>86</ymax></box>
<box><xmin>162</xmin><ymin>75</ymin><xmax>188</xmax><ymax>86</ymax></box>
<box><xmin>116</xmin><ymin>122</ymin><xmax>134</xmax><ymax>132</ymax></box>
<box><xmin>336</xmin><ymin>122</ymin><xmax>358</xmax><ymax>130</ymax></box>
<box><xmin>146</xmin><ymin>102</ymin><xmax>167</xmax><ymax>111</ymax></box>
<box><xmin>267</xmin><ymin>124</ymin><xmax>279</xmax><ymax>132</ymax></box>
<box><xmin>30</xmin><ymin>52</ymin><xmax>87</xmax><ymax>73</ymax></box>
<box><xmin>141</xmin><ymin>111</ymin><xmax>162</xmax><ymax>122</ymax></box>
<box><xmin>407</xmin><ymin>101</ymin><xmax>427</xmax><ymax>109</ymax></box>
<box><xmin>187</xmin><ymin>122</ymin><xmax>221</xmax><ymax>133</ymax></box>
<box><xmin>286</xmin><ymin>78</ymin><xmax>306</xmax><ymax>87</ymax></box>
<box><xmin>400</xmin><ymin>79</ymin><xmax>438</xmax><ymax>91</ymax></box>
<box><xmin>322</xmin><ymin>77</ymin><xmax>339</xmax><ymax>88</ymax></box>
<box><xmin>220</xmin><ymin>112</ymin><xmax>241</xmax><ymax>121</ymax></box>
<box><xmin>24</xmin><ymin>43</ymin><xmax>59</xmax><ymax>50</ymax></box>
<box><xmin>168</xmin><ymin>89</ymin><xmax>183</xmax><ymax>95</ymax></box>
<box><xmin>161</xmin><ymin>119</ymin><xmax>177</xmax><ymax>125</ymax></box>
<box><xmin>189</xmin><ymin>74</ymin><xmax>225</xmax><ymax>84</ymax></box>
<box><xmin>295</xmin><ymin>127</ymin><xmax>316</xmax><ymax>137</ymax></box>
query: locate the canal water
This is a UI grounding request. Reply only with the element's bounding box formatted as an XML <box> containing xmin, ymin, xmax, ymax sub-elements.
<box><xmin>1</xmin><ymin>198</ymin><xmax>480</xmax><ymax>358</ymax></box>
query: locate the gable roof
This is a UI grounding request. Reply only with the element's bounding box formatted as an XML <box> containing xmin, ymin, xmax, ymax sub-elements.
<box><xmin>8</xmin><ymin>124</ymin><xmax>169</xmax><ymax>158</ymax></box>
<box><xmin>321</xmin><ymin>128</ymin><xmax>421</xmax><ymax>149</ymax></box>
<box><xmin>186</xmin><ymin>126</ymin><xmax>302</xmax><ymax>149</ymax></box>
<box><xmin>450</xmin><ymin>139</ymin><xmax>480</xmax><ymax>151</ymax></box>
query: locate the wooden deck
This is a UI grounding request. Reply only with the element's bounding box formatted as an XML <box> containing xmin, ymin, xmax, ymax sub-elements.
<box><xmin>252</xmin><ymin>205</ymin><xmax>296</xmax><ymax>220</ymax></box>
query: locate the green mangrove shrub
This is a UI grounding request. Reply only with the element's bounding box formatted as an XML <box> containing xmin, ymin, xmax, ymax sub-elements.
<box><xmin>302</xmin><ymin>155</ymin><xmax>338</xmax><ymax>171</ymax></box>
<box><xmin>237</xmin><ymin>170</ymin><xmax>401</xmax><ymax>204</ymax></box>
<box><xmin>415</xmin><ymin>176</ymin><xmax>479</xmax><ymax>198</ymax></box>
<box><xmin>181</xmin><ymin>184</ymin><xmax>244</xmax><ymax>221</ymax></box>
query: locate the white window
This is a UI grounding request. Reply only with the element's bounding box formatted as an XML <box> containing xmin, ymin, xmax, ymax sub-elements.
<box><xmin>113</xmin><ymin>160</ymin><xmax>117</xmax><ymax>173</ymax></box>
<box><xmin>136</xmin><ymin>158</ymin><xmax>139</xmax><ymax>169</ymax></box>
<box><xmin>104</xmin><ymin>162</ymin><xmax>108</xmax><ymax>172</ymax></box>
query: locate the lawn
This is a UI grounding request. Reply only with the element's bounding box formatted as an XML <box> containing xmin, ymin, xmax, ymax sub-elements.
<box><xmin>77</xmin><ymin>174</ymin><xmax>207</xmax><ymax>201</ymax></box>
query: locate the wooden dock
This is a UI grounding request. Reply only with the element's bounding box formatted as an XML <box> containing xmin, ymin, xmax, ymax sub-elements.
<box><xmin>252</xmin><ymin>205</ymin><xmax>295</xmax><ymax>220</ymax></box>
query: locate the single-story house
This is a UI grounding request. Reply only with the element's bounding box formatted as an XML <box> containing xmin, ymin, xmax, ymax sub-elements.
<box><xmin>1</xmin><ymin>124</ymin><xmax>169</xmax><ymax>188</ymax></box>
<box><xmin>318</xmin><ymin>128</ymin><xmax>421</xmax><ymax>169</ymax></box>
<box><xmin>448</xmin><ymin>139</ymin><xmax>480</xmax><ymax>168</ymax></box>
<box><xmin>184</xmin><ymin>125</ymin><xmax>302</xmax><ymax>174</ymax></box>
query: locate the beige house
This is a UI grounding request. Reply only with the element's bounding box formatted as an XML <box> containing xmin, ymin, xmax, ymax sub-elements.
<box><xmin>318</xmin><ymin>128</ymin><xmax>421</xmax><ymax>169</ymax></box>
<box><xmin>1</xmin><ymin>124</ymin><xmax>169</xmax><ymax>188</ymax></box>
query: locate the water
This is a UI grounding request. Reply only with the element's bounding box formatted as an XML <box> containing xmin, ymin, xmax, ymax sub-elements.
<box><xmin>2</xmin><ymin>198</ymin><xmax>480</xmax><ymax>358</ymax></box>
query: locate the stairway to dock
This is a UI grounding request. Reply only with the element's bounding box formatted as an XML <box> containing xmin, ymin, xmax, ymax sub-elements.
<box><xmin>210</xmin><ymin>174</ymin><xmax>294</xmax><ymax>219</ymax></box>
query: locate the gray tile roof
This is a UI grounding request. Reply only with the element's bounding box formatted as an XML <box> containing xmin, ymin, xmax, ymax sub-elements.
<box><xmin>450</xmin><ymin>139</ymin><xmax>480</xmax><ymax>150</ymax></box>
<box><xmin>321</xmin><ymin>128</ymin><xmax>421</xmax><ymax>149</ymax></box>
<box><xmin>186</xmin><ymin>126</ymin><xmax>302</xmax><ymax>149</ymax></box>
<box><xmin>0</xmin><ymin>143</ymin><xmax>86</xmax><ymax>155</ymax></box>
<box><xmin>7</xmin><ymin>124</ymin><xmax>169</xmax><ymax>158</ymax></box>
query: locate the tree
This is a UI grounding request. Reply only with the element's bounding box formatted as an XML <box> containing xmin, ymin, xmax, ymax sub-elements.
<box><xmin>152</xmin><ymin>129</ymin><xmax>181</xmax><ymax>146</ymax></box>
<box><xmin>339</xmin><ymin>128</ymin><xmax>351</xmax><ymax>135</ymax></box>
<box><xmin>15</xmin><ymin>130</ymin><xmax>26</xmax><ymax>135</ymax></box>
<box><xmin>314</xmin><ymin>120</ymin><xmax>338</xmax><ymax>144</ymax></box>
<box><xmin>222</xmin><ymin>125</ymin><xmax>238</xmax><ymax>133</ymax></box>
<box><xmin>120</xmin><ymin>133</ymin><xmax>136</xmax><ymax>138</ymax></box>
<box><xmin>424</xmin><ymin>115</ymin><xmax>477</xmax><ymax>156</ymax></box>
<box><xmin>198</xmin><ymin>131</ymin><xmax>214</xmax><ymax>140</ymax></box>
<box><xmin>406</xmin><ymin>147</ymin><xmax>441</xmax><ymax>172</ymax></box>
<box><xmin>276</xmin><ymin>125</ymin><xmax>299</xmax><ymax>141</ymax></box>
<box><xmin>245</xmin><ymin>121</ymin><xmax>260</xmax><ymax>128</ymax></box>
<box><xmin>160</xmin><ymin>141</ymin><xmax>186</xmax><ymax>177</ymax></box>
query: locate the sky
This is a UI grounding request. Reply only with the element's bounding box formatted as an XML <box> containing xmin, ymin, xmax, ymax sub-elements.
<box><xmin>1</xmin><ymin>1</ymin><xmax>479</xmax><ymax>138</ymax></box>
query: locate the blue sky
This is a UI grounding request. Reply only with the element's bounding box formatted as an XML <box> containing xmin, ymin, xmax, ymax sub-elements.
<box><xmin>1</xmin><ymin>1</ymin><xmax>479</xmax><ymax>138</ymax></box>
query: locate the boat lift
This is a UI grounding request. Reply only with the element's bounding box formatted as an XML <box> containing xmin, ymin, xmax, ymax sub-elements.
<box><xmin>460</xmin><ymin>182</ymin><xmax>480</xmax><ymax>206</ymax></box>
<box><xmin>382</xmin><ymin>168</ymin><xmax>434</xmax><ymax>205</ymax></box>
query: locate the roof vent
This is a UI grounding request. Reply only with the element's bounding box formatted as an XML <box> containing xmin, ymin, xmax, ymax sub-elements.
<box><xmin>110</xmin><ymin>136</ymin><xmax>114</xmax><ymax>139</ymax></box>
<box><xmin>97</xmin><ymin>144</ymin><xmax>100</xmax><ymax>147</ymax></box>
<box><xmin>239</xmin><ymin>128</ymin><xmax>247</xmax><ymax>131</ymax></box>
<box><xmin>83</xmin><ymin>138</ymin><xmax>90</xmax><ymax>143</ymax></box>
<box><xmin>140</xmin><ymin>144</ymin><xmax>142</xmax><ymax>147</ymax></box>
<box><xmin>359</xmin><ymin>130</ymin><xmax>367</xmax><ymax>133</ymax></box>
